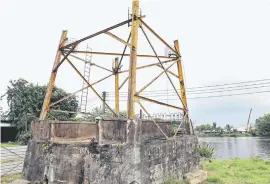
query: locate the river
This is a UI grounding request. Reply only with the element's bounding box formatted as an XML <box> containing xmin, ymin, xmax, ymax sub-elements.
<box><xmin>198</xmin><ymin>137</ymin><xmax>270</xmax><ymax>160</ymax></box>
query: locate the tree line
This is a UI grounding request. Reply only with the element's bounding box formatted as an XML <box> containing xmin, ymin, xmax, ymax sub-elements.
<box><xmin>195</xmin><ymin>114</ymin><xmax>270</xmax><ymax>136</ymax></box>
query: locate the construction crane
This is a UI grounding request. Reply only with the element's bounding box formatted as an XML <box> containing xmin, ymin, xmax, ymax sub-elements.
<box><xmin>246</xmin><ymin>108</ymin><xmax>252</xmax><ymax>132</ymax></box>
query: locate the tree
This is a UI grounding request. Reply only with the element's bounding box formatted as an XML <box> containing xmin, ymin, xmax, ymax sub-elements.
<box><xmin>225</xmin><ymin>124</ymin><xmax>232</xmax><ymax>132</ymax></box>
<box><xmin>195</xmin><ymin>124</ymin><xmax>212</xmax><ymax>132</ymax></box>
<box><xmin>255</xmin><ymin>113</ymin><xmax>270</xmax><ymax>136</ymax></box>
<box><xmin>212</xmin><ymin>122</ymin><xmax>217</xmax><ymax>129</ymax></box>
<box><xmin>6</xmin><ymin>78</ymin><xmax>78</xmax><ymax>131</ymax></box>
<box><xmin>84</xmin><ymin>107</ymin><xmax>127</xmax><ymax>122</ymax></box>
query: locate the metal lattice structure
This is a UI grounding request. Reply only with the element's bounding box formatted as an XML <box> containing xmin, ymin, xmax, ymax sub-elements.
<box><xmin>39</xmin><ymin>0</ymin><xmax>193</xmax><ymax>137</ymax></box>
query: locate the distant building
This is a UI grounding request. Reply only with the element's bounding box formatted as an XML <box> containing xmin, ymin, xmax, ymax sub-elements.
<box><xmin>236</xmin><ymin>127</ymin><xmax>246</xmax><ymax>133</ymax></box>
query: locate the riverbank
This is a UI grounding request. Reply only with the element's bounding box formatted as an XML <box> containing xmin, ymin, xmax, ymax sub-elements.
<box><xmin>198</xmin><ymin>133</ymin><xmax>254</xmax><ymax>137</ymax></box>
<box><xmin>201</xmin><ymin>157</ymin><xmax>270</xmax><ymax>184</ymax></box>
<box><xmin>163</xmin><ymin>158</ymin><xmax>270</xmax><ymax>184</ymax></box>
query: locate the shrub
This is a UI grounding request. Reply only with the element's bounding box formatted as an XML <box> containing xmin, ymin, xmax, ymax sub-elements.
<box><xmin>16</xmin><ymin>131</ymin><xmax>31</xmax><ymax>145</ymax></box>
<box><xmin>199</xmin><ymin>144</ymin><xmax>215</xmax><ymax>158</ymax></box>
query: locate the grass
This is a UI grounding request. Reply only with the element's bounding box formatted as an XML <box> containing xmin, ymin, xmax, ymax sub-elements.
<box><xmin>0</xmin><ymin>173</ymin><xmax>21</xmax><ymax>184</ymax></box>
<box><xmin>1</xmin><ymin>158</ymin><xmax>24</xmax><ymax>164</ymax></box>
<box><xmin>201</xmin><ymin>157</ymin><xmax>270</xmax><ymax>184</ymax></box>
<box><xmin>0</xmin><ymin>142</ymin><xmax>20</xmax><ymax>147</ymax></box>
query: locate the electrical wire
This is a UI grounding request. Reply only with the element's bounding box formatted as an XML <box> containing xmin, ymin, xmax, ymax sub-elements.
<box><xmin>106</xmin><ymin>90</ymin><xmax>270</xmax><ymax>101</ymax></box>
<box><xmin>106</xmin><ymin>78</ymin><xmax>270</xmax><ymax>94</ymax></box>
<box><xmin>106</xmin><ymin>83</ymin><xmax>270</xmax><ymax>97</ymax></box>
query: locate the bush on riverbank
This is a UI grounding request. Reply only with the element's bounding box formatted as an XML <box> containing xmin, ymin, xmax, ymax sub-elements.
<box><xmin>199</xmin><ymin>145</ymin><xmax>215</xmax><ymax>158</ymax></box>
<box><xmin>201</xmin><ymin>157</ymin><xmax>270</xmax><ymax>184</ymax></box>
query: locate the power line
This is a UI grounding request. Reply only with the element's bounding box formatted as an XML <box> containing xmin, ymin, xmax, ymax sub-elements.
<box><xmin>106</xmin><ymin>90</ymin><xmax>270</xmax><ymax>101</ymax></box>
<box><xmin>108</xmin><ymin>83</ymin><xmax>270</xmax><ymax>97</ymax></box>
<box><xmin>106</xmin><ymin>83</ymin><xmax>270</xmax><ymax>97</ymax></box>
<box><xmin>106</xmin><ymin>78</ymin><xmax>270</xmax><ymax>94</ymax></box>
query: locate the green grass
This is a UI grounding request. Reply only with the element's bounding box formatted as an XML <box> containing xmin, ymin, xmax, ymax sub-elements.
<box><xmin>1</xmin><ymin>158</ymin><xmax>24</xmax><ymax>164</ymax></box>
<box><xmin>1</xmin><ymin>173</ymin><xmax>21</xmax><ymax>184</ymax></box>
<box><xmin>0</xmin><ymin>142</ymin><xmax>20</xmax><ymax>147</ymax></box>
<box><xmin>201</xmin><ymin>157</ymin><xmax>270</xmax><ymax>184</ymax></box>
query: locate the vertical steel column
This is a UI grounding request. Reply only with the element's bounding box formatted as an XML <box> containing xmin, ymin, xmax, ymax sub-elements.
<box><xmin>40</xmin><ymin>31</ymin><xmax>67</xmax><ymax>120</ymax></box>
<box><xmin>174</xmin><ymin>40</ymin><xmax>190</xmax><ymax>134</ymax></box>
<box><xmin>127</xmin><ymin>0</ymin><xmax>139</xmax><ymax>119</ymax></box>
<box><xmin>114</xmin><ymin>57</ymin><xmax>120</xmax><ymax>116</ymax></box>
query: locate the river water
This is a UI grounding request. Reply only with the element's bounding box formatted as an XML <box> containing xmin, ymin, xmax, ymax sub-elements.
<box><xmin>198</xmin><ymin>137</ymin><xmax>270</xmax><ymax>160</ymax></box>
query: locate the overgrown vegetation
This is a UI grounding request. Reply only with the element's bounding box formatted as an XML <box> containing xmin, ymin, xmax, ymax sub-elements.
<box><xmin>16</xmin><ymin>131</ymin><xmax>31</xmax><ymax>145</ymax></box>
<box><xmin>1</xmin><ymin>173</ymin><xmax>21</xmax><ymax>184</ymax></box>
<box><xmin>201</xmin><ymin>157</ymin><xmax>270</xmax><ymax>184</ymax></box>
<box><xmin>0</xmin><ymin>142</ymin><xmax>19</xmax><ymax>147</ymax></box>
<box><xmin>3</xmin><ymin>78</ymin><xmax>79</xmax><ymax>144</ymax></box>
<box><xmin>255</xmin><ymin>113</ymin><xmax>270</xmax><ymax>136</ymax></box>
<box><xmin>199</xmin><ymin>144</ymin><xmax>215</xmax><ymax>158</ymax></box>
<box><xmin>1</xmin><ymin>158</ymin><xmax>24</xmax><ymax>164</ymax></box>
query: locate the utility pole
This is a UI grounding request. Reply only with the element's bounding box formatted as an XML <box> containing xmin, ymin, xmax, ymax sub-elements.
<box><xmin>102</xmin><ymin>91</ymin><xmax>107</xmax><ymax>113</ymax></box>
<box><xmin>246</xmin><ymin>108</ymin><xmax>252</xmax><ymax>132</ymax></box>
<box><xmin>127</xmin><ymin>0</ymin><xmax>139</xmax><ymax>119</ymax></box>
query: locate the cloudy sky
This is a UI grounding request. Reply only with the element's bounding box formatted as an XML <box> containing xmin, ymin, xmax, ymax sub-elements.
<box><xmin>1</xmin><ymin>0</ymin><xmax>270</xmax><ymax>127</ymax></box>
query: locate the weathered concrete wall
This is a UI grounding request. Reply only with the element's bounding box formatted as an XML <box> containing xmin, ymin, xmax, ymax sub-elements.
<box><xmin>32</xmin><ymin>121</ymin><xmax>51</xmax><ymax>141</ymax></box>
<box><xmin>53</xmin><ymin>123</ymin><xmax>96</xmax><ymax>139</ymax></box>
<box><xmin>141</xmin><ymin>120</ymin><xmax>172</xmax><ymax>141</ymax></box>
<box><xmin>23</xmin><ymin>118</ymin><xmax>199</xmax><ymax>184</ymax></box>
<box><xmin>32</xmin><ymin>121</ymin><xmax>97</xmax><ymax>141</ymax></box>
<box><xmin>98</xmin><ymin>118</ymin><xmax>127</xmax><ymax>143</ymax></box>
<box><xmin>98</xmin><ymin>118</ymin><xmax>173</xmax><ymax>143</ymax></box>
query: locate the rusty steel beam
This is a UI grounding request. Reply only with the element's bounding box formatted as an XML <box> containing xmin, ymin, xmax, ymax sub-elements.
<box><xmin>61</xmin><ymin>19</ymin><xmax>133</xmax><ymax>49</ymax></box>
<box><xmin>174</xmin><ymin>40</ymin><xmax>188</xmax><ymax>111</ymax></box>
<box><xmin>49</xmin><ymin>86</ymin><xmax>89</xmax><ymax>108</ymax></box>
<box><xmin>118</xmin><ymin>75</ymin><xmax>129</xmax><ymax>90</ymax></box>
<box><xmin>69</xmin><ymin>54</ymin><xmax>113</xmax><ymax>73</ymax></box>
<box><xmin>136</xmin><ymin>100</ymin><xmax>168</xmax><ymax>139</ymax></box>
<box><xmin>140</xmin><ymin>26</ymin><xmax>185</xmax><ymax>107</ymax></box>
<box><xmin>70</xmin><ymin>50</ymin><xmax>175</xmax><ymax>59</ymax></box>
<box><xmin>127</xmin><ymin>0</ymin><xmax>140</xmax><ymax>119</ymax></box>
<box><xmin>138</xmin><ymin>17</ymin><xmax>179</xmax><ymax>57</ymax></box>
<box><xmin>49</xmin><ymin>73</ymin><xmax>113</xmax><ymax>108</ymax></box>
<box><xmin>136</xmin><ymin>60</ymin><xmax>177</xmax><ymax>95</ymax></box>
<box><xmin>40</xmin><ymin>31</ymin><xmax>68</xmax><ymax>120</ymax></box>
<box><xmin>117</xmin><ymin>32</ymin><xmax>131</xmax><ymax>71</ymax></box>
<box><xmin>156</xmin><ymin>65</ymin><xmax>179</xmax><ymax>78</ymax></box>
<box><xmin>174</xmin><ymin>40</ymin><xmax>190</xmax><ymax>134</ymax></box>
<box><xmin>105</xmin><ymin>32</ymin><xmax>131</xmax><ymax>47</ymax></box>
<box><xmin>135</xmin><ymin>95</ymin><xmax>184</xmax><ymax>110</ymax></box>
<box><xmin>63</xmin><ymin>54</ymin><xmax>116</xmax><ymax>116</ymax></box>
<box><xmin>118</xmin><ymin>58</ymin><xmax>177</xmax><ymax>74</ymax></box>
<box><xmin>53</xmin><ymin>45</ymin><xmax>76</xmax><ymax>73</ymax></box>
<box><xmin>114</xmin><ymin>58</ymin><xmax>120</xmax><ymax>115</ymax></box>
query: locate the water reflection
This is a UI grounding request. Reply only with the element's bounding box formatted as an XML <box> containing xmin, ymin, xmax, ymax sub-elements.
<box><xmin>199</xmin><ymin>137</ymin><xmax>270</xmax><ymax>160</ymax></box>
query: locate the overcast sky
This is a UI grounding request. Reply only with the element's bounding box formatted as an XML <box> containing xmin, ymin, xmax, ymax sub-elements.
<box><xmin>1</xmin><ymin>0</ymin><xmax>270</xmax><ymax>127</ymax></box>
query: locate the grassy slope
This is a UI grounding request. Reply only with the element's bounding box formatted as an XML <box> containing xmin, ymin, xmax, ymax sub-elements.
<box><xmin>202</xmin><ymin>158</ymin><xmax>270</xmax><ymax>184</ymax></box>
<box><xmin>0</xmin><ymin>174</ymin><xmax>21</xmax><ymax>184</ymax></box>
<box><xmin>0</xmin><ymin>142</ymin><xmax>20</xmax><ymax>147</ymax></box>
